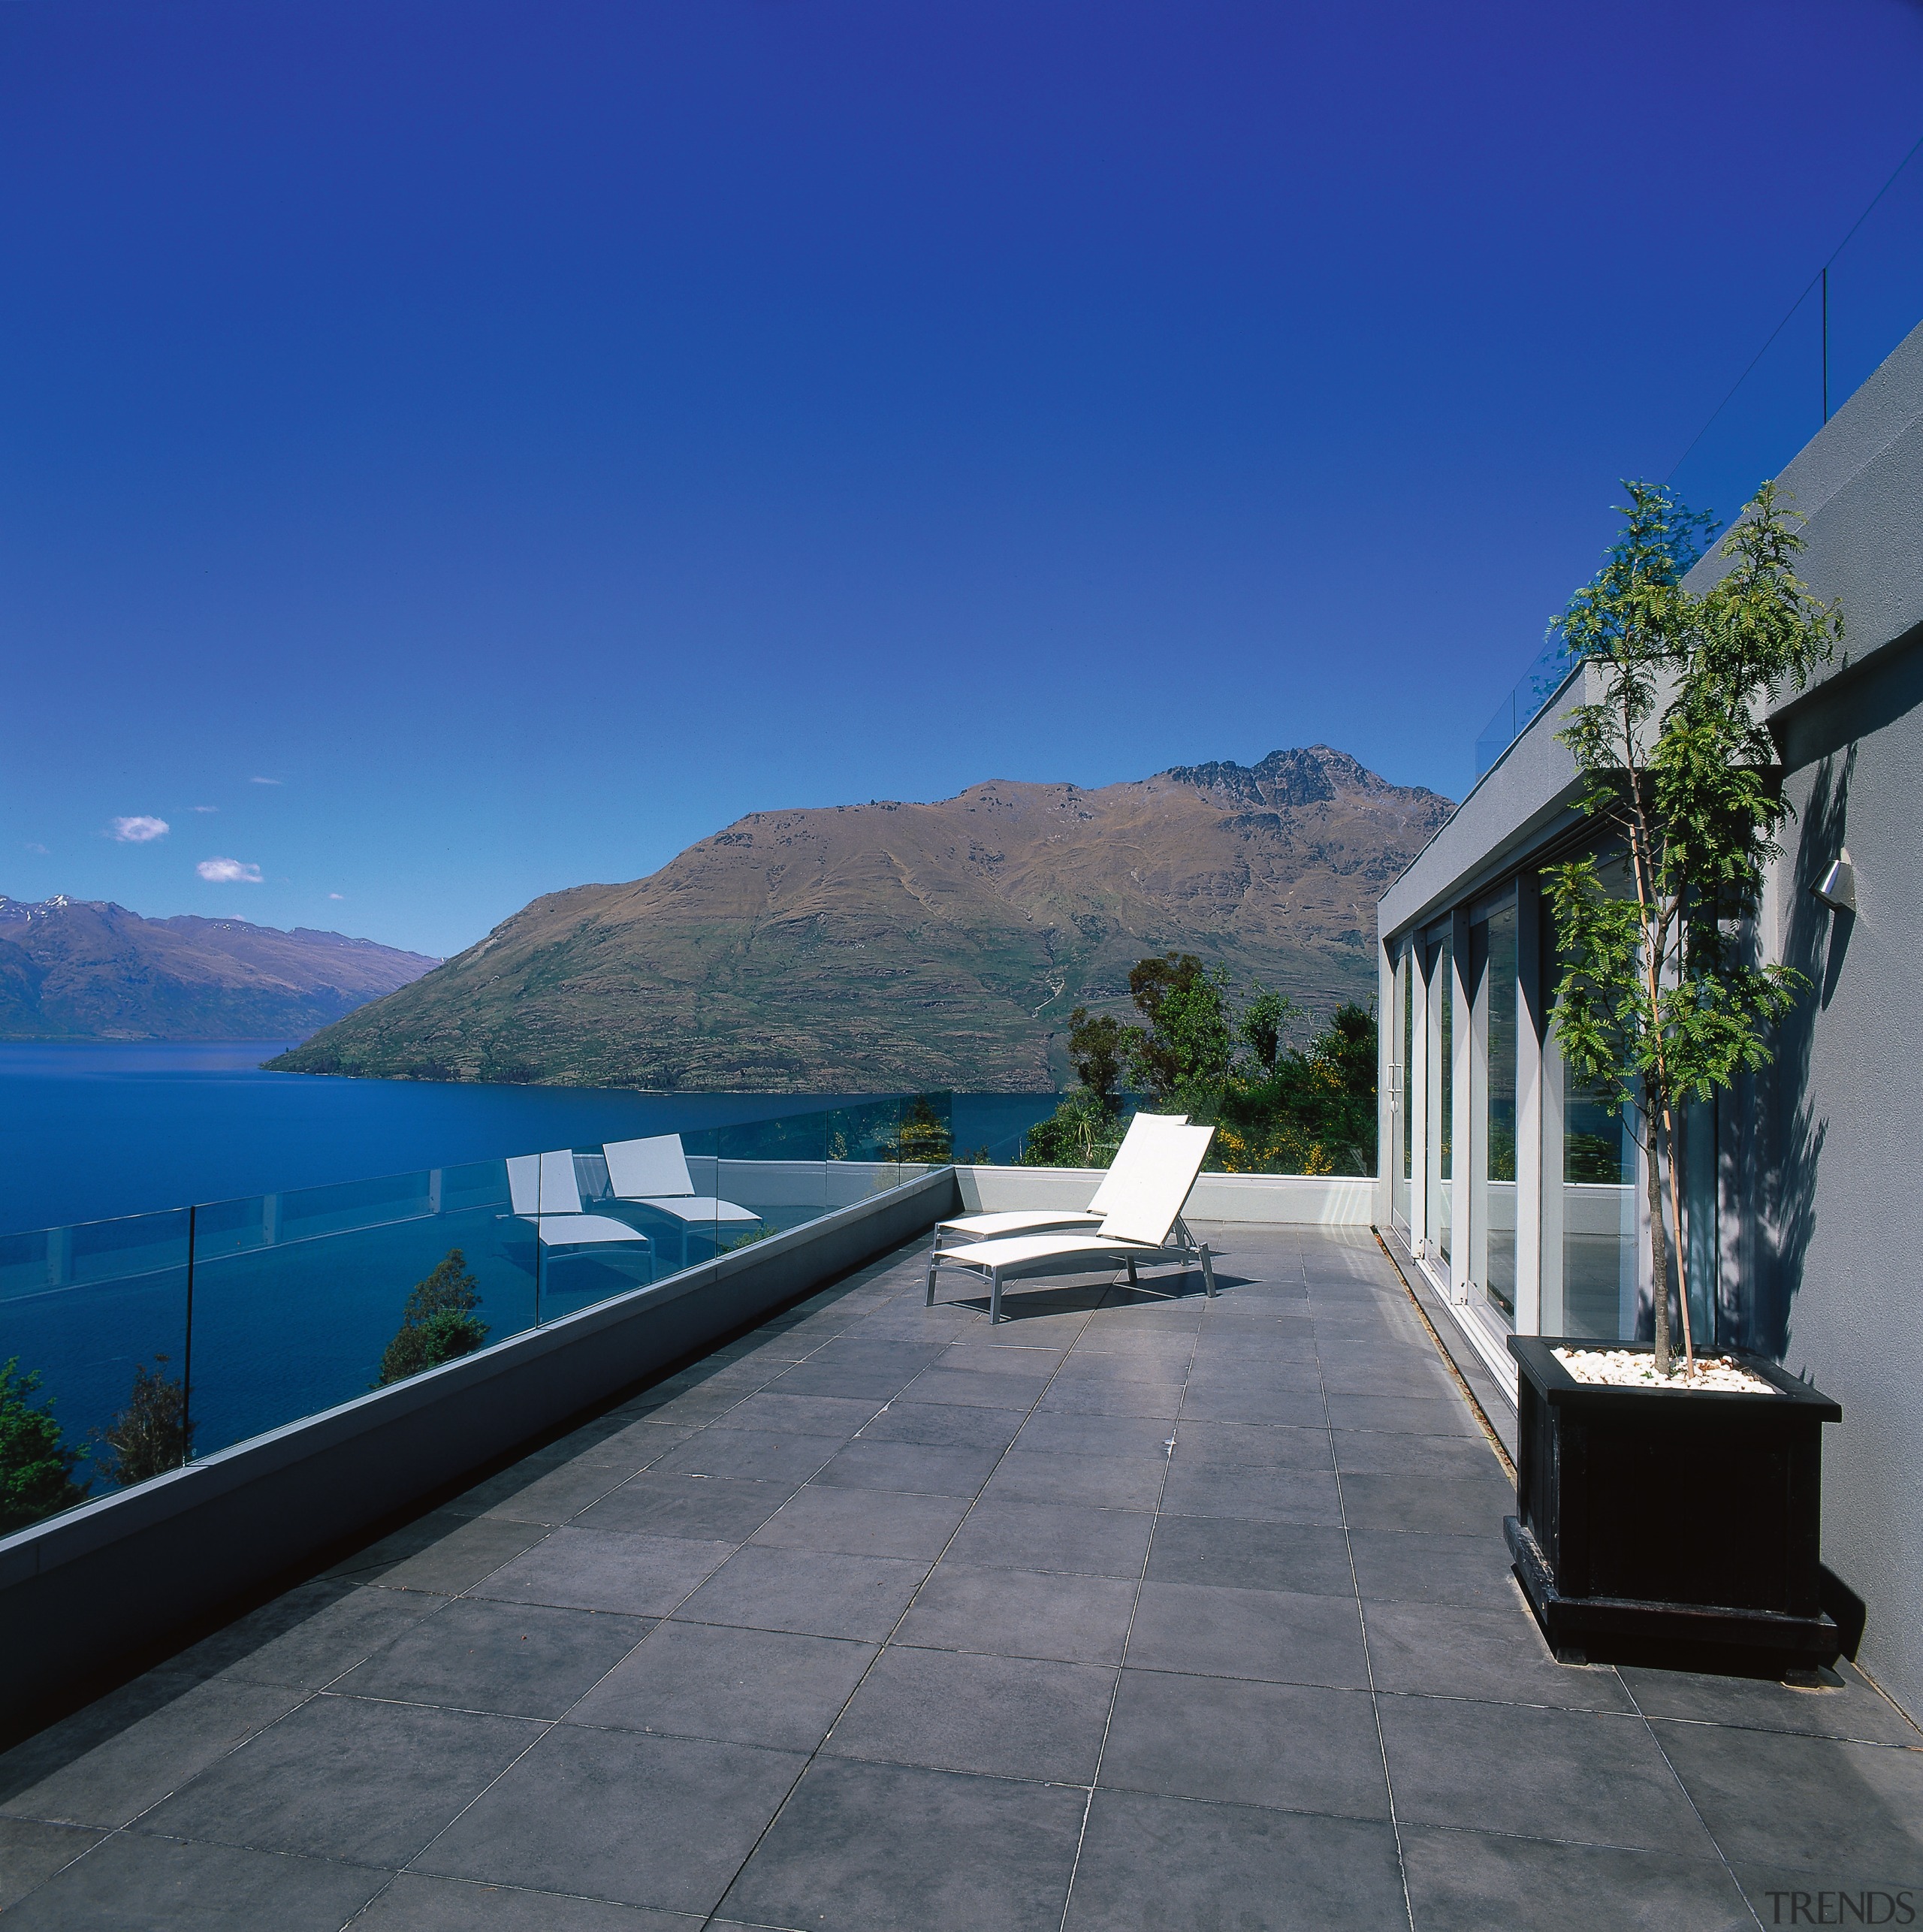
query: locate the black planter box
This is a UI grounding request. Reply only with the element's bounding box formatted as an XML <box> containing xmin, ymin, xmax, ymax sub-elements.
<box><xmin>1505</xmin><ymin>1336</ymin><xmax>1845</xmax><ymax>1675</ymax></box>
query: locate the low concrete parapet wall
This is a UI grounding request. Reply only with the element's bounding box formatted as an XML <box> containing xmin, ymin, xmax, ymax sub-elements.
<box><xmin>954</xmin><ymin>1164</ymin><xmax>1373</xmax><ymax>1226</ymax></box>
<box><xmin>0</xmin><ymin>1167</ymin><xmax>960</xmax><ymax>1734</ymax></box>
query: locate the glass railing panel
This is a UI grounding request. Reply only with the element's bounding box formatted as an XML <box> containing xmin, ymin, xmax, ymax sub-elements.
<box><xmin>826</xmin><ymin>1096</ymin><xmax>904</xmax><ymax>1206</ymax></box>
<box><xmin>720</xmin><ymin>1108</ymin><xmax>829</xmax><ymax>1236</ymax></box>
<box><xmin>189</xmin><ymin>1161</ymin><xmax>536</xmax><ymax>1457</ymax></box>
<box><xmin>0</xmin><ymin>1207</ymin><xmax>192</xmax><ymax>1526</ymax></box>
<box><xmin>892</xmin><ymin>1090</ymin><xmax>954</xmax><ymax>1184</ymax></box>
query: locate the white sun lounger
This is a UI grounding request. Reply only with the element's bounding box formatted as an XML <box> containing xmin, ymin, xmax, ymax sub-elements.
<box><xmin>925</xmin><ymin>1112</ymin><xmax>1191</xmax><ymax>1285</ymax></box>
<box><xmin>506</xmin><ymin>1151</ymin><xmax>652</xmax><ymax>1248</ymax></box>
<box><xmin>930</xmin><ymin>1122</ymin><xmax>1217</xmax><ymax>1323</ymax></box>
<box><xmin>602</xmin><ymin>1135</ymin><xmax>762</xmax><ymax>1230</ymax></box>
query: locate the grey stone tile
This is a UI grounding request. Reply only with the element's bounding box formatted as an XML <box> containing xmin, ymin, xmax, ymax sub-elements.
<box><xmin>1314</xmin><ymin>1348</ymin><xmax>1457</xmax><ymax>1399</ymax></box>
<box><xmin>470</xmin><ymin>1528</ymin><xmax>734</xmax><ymax>1616</ymax></box>
<box><xmin>1050</xmin><ymin>1348</ymin><xmax>1194</xmax><ymax>1384</ymax></box>
<box><xmin>0</xmin><ymin>1833</ymin><xmax>387</xmax><ymax>1930</ymax></box>
<box><xmin>1184</xmin><ymin>1349</ymin><xmax>1324</xmax><ymax>1387</ymax></box>
<box><xmin>1400</xmin><ymin>1826</ymin><xmax>1755</xmax><ymax>1932</ymax></box>
<box><xmin>1178</xmin><ymin>1381</ymin><xmax>1329</xmax><ymax>1426</ymax></box>
<box><xmin>943</xmin><ymin>1497</ymin><xmax>1153</xmax><ymax>1580</ymax></box>
<box><xmin>0</xmin><ymin>1816</ymin><xmax>101</xmax><ymax>1909</ymax></box>
<box><xmin>1062</xmin><ymin>1788</ymin><xmax>1408</xmax><ymax>1932</ymax></box>
<box><xmin>1100</xmin><ymin>1670</ymin><xmax>1389</xmax><ymax>1819</ymax></box>
<box><xmin>653</xmin><ymin>1427</ymin><xmax>838</xmax><ymax>1485</ymax></box>
<box><xmin>326</xmin><ymin>1511</ymin><xmax>551</xmax><ymax>1593</ymax></box>
<box><xmin>720</xmin><ymin>1757</ymin><xmax>1085</xmax><ymax>1932</ymax></box>
<box><xmin>1157</xmin><ymin>1460</ymin><xmax>1345</xmax><ymax>1526</ymax></box>
<box><xmin>1380</xmin><ymin>1698</ymin><xmax>1715</xmax><ymax>1853</ymax></box>
<box><xmin>0</xmin><ymin>1672</ymin><xmax>306</xmax><ymax>1830</ymax></box>
<box><xmin>749</xmin><ymin>1482</ymin><xmax>969</xmax><ymax>1559</ymax></box>
<box><xmin>1653</xmin><ymin>1720</ymin><xmax>1923</xmax><ymax>1873</ymax></box>
<box><xmin>900</xmin><ymin>1366</ymin><xmax>1055</xmax><ymax>1410</ymax></box>
<box><xmin>1620</xmin><ymin>1662</ymin><xmax>1923</xmax><ymax>1744</ymax></box>
<box><xmin>675</xmin><ymin>1545</ymin><xmax>931</xmax><ymax>1642</ymax></box>
<box><xmin>1170</xmin><ymin>1418</ymin><xmax>1334</xmax><ymax>1472</ymax></box>
<box><xmin>1325</xmin><ymin>1392</ymin><xmax>1480</xmax><ymax>1436</ymax></box>
<box><xmin>1036</xmin><ymin>1375</ymin><xmax>1185</xmax><ymax>1417</ymax></box>
<box><xmin>1145</xmin><ymin>1516</ymin><xmax>1356</xmax><ymax>1598</ymax></box>
<box><xmin>762</xmin><ymin>1360</ymin><xmax>922</xmax><ymax>1401</ymax></box>
<box><xmin>333</xmin><ymin>1598</ymin><xmax>651</xmax><ymax>1717</ymax></box>
<box><xmin>352</xmin><ymin>1873</ymin><xmax>700</xmax><ymax>1929</ymax></box>
<box><xmin>574</xmin><ymin>1472</ymin><xmax>792</xmax><ymax>1542</ymax></box>
<box><xmin>1013</xmin><ymin>1410</ymin><xmax>1176</xmax><ymax>1459</ymax></box>
<box><xmin>811</xmin><ymin>1438</ymin><xmax>1004</xmax><ymax>1497</ymax></box>
<box><xmin>1125</xmin><ymin>1580</ymin><xmax>1369</xmax><ymax>1689</ymax></box>
<box><xmin>1333</xmin><ymin>1429</ymin><xmax>1505</xmax><ymax>1480</ymax></box>
<box><xmin>416</xmin><ymin>1726</ymin><xmax>806</xmax><ymax>1915</ymax></box>
<box><xmin>568</xmin><ymin>1620</ymin><xmax>876</xmax><ymax>1751</ymax></box>
<box><xmin>139</xmin><ymin>1694</ymin><xmax>539</xmax><ymax>1865</ymax></box>
<box><xmin>938</xmin><ymin>1340</ymin><xmax>1070</xmax><ymax>1374</ymax></box>
<box><xmin>898</xmin><ymin>1563</ymin><xmax>1140</xmax><ymax>1666</ymax></box>
<box><xmin>1365</xmin><ymin>1596</ymin><xmax>1632</xmax><ymax>1711</ymax></box>
<box><xmin>712</xmin><ymin>1391</ymin><xmax>886</xmax><ymax>1438</ymax></box>
<box><xmin>1348</xmin><ymin>1526</ymin><xmax>1520</xmax><ymax>1609</ymax></box>
<box><xmin>853</xmin><ymin>1399</ymin><xmax>1028</xmax><ymax>1451</ymax></box>
<box><xmin>828</xmin><ymin>1646</ymin><xmax>1114</xmax><ymax>1782</ymax></box>
<box><xmin>983</xmin><ymin>1449</ymin><xmax>1168</xmax><ymax>1511</ymax></box>
<box><xmin>1336</xmin><ymin>1469</ymin><xmax>1514</xmax><ymax>1535</ymax></box>
<box><xmin>470</xmin><ymin>1457</ymin><xmax>642</xmax><ymax>1526</ymax></box>
<box><xmin>172</xmin><ymin>1578</ymin><xmax>434</xmax><ymax>1690</ymax></box>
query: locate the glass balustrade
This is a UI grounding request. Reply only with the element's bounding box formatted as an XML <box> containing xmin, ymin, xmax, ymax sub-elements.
<box><xmin>0</xmin><ymin>1093</ymin><xmax>953</xmax><ymax>1534</ymax></box>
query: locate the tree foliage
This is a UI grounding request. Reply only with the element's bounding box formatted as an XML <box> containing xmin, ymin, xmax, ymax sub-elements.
<box><xmin>102</xmin><ymin>1356</ymin><xmax>195</xmax><ymax>1486</ymax></box>
<box><xmin>1067</xmin><ymin>1007</ymin><xmax>1129</xmax><ymax>1111</ymax></box>
<box><xmin>1546</xmin><ymin>479</ymin><xmax>1840</xmax><ymax>1375</ymax></box>
<box><xmin>0</xmin><ymin>1357</ymin><xmax>90</xmax><ymax>1532</ymax></box>
<box><xmin>377</xmin><ymin>1248</ymin><xmax>491</xmax><ymax>1387</ymax></box>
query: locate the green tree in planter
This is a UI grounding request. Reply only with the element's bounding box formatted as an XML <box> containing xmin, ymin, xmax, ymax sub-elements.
<box><xmin>102</xmin><ymin>1355</ymin><xmax>195</xmax><ymax>1485</ymax></box>
<box><xmin>0</xmin><ymin>1357</ymin><xmax>90</xmax><ymax>1531</ymax></box>
<box><xmin>1126</xmin><ymin>953</ymin><xmax>1234</xmax><ymax>1106</ymax></box>
<box><xmin>377</xmin><ymin>1248</ymin><xmax>490</xmax><ymax>1386</ymax></box>
<box><xmin>1546</xmin><ymin>480</ymin><xmax>1840</xmax><ymax>1378</ymax></box>
<box><xmin>1066</xmin><ymin>1006</ymin><xmax>1130</xmax><ymax>1114</ymax></box>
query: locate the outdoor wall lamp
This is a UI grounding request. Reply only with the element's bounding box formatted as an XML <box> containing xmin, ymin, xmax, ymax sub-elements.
<box><xmin>1813</xmin><ymin>850</ymin><xmax>1857</xmax><ymax>914</ymax></box>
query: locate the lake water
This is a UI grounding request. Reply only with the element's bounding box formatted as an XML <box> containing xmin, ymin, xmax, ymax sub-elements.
<box><xmin>0</xmin><ymin>1042</ymin><xmax>1056</xmax><ymax>1236</ymax></box>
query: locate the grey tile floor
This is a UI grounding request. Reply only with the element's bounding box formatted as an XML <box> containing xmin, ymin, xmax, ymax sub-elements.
<box><xmin>3</xmin><ymin>1225</ymin><xmax>1919</xmax><ymax>1930</ymax></box>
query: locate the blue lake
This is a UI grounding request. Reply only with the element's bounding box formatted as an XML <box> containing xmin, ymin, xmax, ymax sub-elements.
<box><xmin>0</xmin><ymin>1042</ymin><xmax>1055</xmax><ymax>1236</ymax></box>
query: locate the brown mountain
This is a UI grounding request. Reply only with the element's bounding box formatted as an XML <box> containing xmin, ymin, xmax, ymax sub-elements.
<box><xmin>270</xmin><ymin>747</ymin><xmax>1451</xmax><ymax>1091</ymax></box>
<box><xmin>0</xmin><ymin>899</ymin><xmax>441</xmax><ymax>1041</ymax></box>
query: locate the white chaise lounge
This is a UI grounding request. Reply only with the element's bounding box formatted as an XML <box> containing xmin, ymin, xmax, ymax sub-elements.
<box><xmin>602</xmin><ymin>1134</ymin><xmax>762</xmax><ymax>1269</ymax></box>
<box><xmin>925</xmin><ymin>1111</ymin><xmax>1191</xmax><ymax>1289</ymax></box>
<box><xmin>929</xmin><ymin>1121</ymin><xmax>1218</xmax><ymax>1323</ymax></box>
<box><xmin>506</xmin><ymin>1151</ymin><xmax>653</xmax><ymax>1249</ymax></box>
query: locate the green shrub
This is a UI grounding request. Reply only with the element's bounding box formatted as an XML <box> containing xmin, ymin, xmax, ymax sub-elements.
<box><xmin>102</xmin><ymin>1355</ymin><xmax>195</xmax><ymax>1486</ymax></box>
<box><xmin>377</xmin><ymin>1249</ymin><xmax>490</xmax><ymax>1387</ymax></box>
<box><xmin>0</xmin><ymin>1357</ymin><xmax>90</xmax><ymax>1532</ymax></box>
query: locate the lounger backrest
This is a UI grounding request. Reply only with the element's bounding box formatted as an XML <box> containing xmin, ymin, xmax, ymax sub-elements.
<box><xmin>1086</xmin><ymin>1112</ymin><xmax>1188</xmax><ymax>1215</ymax></box>
<box><xmin>1095</xmin><ymin>1123</ymin><xmax>1214</xmax><ymax>1247</ymax></box>
<box><xmin>507</xmin><ymin>1150</ymin><xmax>584</xmax><ymax>1217</ymax></box>
<box><xmin>604</xmin><ymin>1134</ymin><xmax>695</xmax><ymax>1200</ymax></box>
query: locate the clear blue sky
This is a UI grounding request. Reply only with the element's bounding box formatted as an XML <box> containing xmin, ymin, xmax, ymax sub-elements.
<box><xmin>5</xmin><ymin>1</ymin><xmax>1921</xmax><ymax>958</ymax></box>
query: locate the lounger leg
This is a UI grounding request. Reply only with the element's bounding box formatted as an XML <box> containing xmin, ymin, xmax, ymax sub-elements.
<box><xmin>1200</xmin><ymin>1243</ymin><xmax>1216</xmax><ymax>1298</ymax></box>
<box><xmin>989</xmin><ymin>1269</ymin><xmax>1002</xmax><ymax>1325</ymax></box>
<box><xmin>1125</xmin><ymin>1256</ymin><xmax>1138</xmax><ymax>1287</ymax></box>
<box><xmin>925</xmin><ymin>1234</ymin><xmax>941</xmax><ymax>1305</ymax></box>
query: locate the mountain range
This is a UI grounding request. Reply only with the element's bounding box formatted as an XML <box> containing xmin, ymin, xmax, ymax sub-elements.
<box><xmin>0</xmin><ymin>899</ymin><xmax>441</xmax><ymax>1041</ymax></box>
<box><xmin>270</xmin><ymin>747</ymin><xmax>1451</xmax><ymax>1091</ymax></box>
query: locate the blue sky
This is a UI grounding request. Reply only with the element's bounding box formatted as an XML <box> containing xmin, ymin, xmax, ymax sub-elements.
<box><xmin>5</xmin><ymin>1</ymin><xmax>1922</xmax><ymax>958</ymax></box>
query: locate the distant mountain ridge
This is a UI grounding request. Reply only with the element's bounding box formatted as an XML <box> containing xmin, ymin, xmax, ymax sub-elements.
<box><xmin>271</xmin><ymin>747</ymin><xmax>1451</xmax><ymax>1091</ymax></box>
<box><xmin>0</xmin><ymin>898</ymin><xmax>441</xmax><ymax>1041</ymax></box>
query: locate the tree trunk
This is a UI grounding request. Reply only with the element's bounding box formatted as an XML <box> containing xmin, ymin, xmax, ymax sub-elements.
<box><xmin>1644</xmin><ymin>1092</ymin><xmax>1671</xmax><ymax>1376</ymax></box>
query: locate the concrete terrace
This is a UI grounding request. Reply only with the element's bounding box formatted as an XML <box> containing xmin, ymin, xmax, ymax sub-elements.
<box><xmin>2</xmin><ymin>1226</ymin><xmax>1919</xmax><ymax>1930</ymax></box>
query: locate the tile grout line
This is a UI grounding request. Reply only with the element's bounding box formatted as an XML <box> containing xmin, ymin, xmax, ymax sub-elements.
<box><xmin>1055</xmin><ymin>1255</ymin><xmax>1215</xmax><ymax>1932</ymax></box>
<box><xmin>1324</xmin><ymin>1249</ymin><xmax>1421</xmax><ymax>1932</ymax></box>
<box><xmin>689</xmin><ymin>1266</ymin><xmax>1145</xmax><ymax>1931</ymax></box>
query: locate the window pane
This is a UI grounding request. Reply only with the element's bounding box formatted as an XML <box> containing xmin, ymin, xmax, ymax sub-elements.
<box><xmin>1479</xmin><ymin>904</ymin><xmax>1518</xmax><ymax>1324</ymax></box>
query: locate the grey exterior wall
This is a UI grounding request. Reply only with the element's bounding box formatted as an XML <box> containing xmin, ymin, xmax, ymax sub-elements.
<box><xmin>1378</xmin><ymin>315</ymin><xmax>1923</xmax><ymax>1718</ymax></box>
<box><xmin>0</xmin><ymin>1167</ymin><xmax>960</xmax><ymax>1735</ymax></box>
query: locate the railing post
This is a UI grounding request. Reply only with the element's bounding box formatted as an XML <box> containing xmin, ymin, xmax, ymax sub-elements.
<box><xmin>181</xmin><ymin>1204</ymin><xmax>196</xmax><ymax>1467</ymax></box>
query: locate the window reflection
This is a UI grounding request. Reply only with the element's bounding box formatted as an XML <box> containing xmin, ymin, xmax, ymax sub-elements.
<box><xmin>1475</xmin><ymin>903</ymin><xmax>1518</xmax><ymax>1324</ymax></box>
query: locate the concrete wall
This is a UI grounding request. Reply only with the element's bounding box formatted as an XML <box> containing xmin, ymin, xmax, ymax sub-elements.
<box><xmin>954</xmin><ymin>1165</ymin><xmax>1375</xmax><ymax>1226</ymax></box>
<box><xmin>0</xmin><ymin>1167</ymin><xmax>960</xmax><ymax>1734</ymax></box>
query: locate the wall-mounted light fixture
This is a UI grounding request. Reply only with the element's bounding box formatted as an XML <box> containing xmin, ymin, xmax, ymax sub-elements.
<box><xmin>1813</xmin><ymin>849</ymin><xmax>1857</xmax><ymax>914</ymax></box>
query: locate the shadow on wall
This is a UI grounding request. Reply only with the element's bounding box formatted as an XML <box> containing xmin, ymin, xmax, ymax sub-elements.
<box><xmin>1752</xmin><ymin>747</ymin><xmax>1852</xmax><ymax>1360</ymax></box>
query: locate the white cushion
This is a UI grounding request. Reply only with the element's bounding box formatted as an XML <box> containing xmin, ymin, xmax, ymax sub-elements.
<box><xmin>531</xmin><ymin>1213</ymin><xmax>649</xmax><ymax>1247</ymax></box>
<box><xmin>1087</xmin><ymin>1112</ymin><xmax>1190</xmax><ymax>1214</ymax></box>
<box><xmin>507</xmin><ymin>1150</ymin><xmax>584</xmax><ymax>1217</ymax></box>
<box><xmin>605</xmin><ymin>1135</ymin><xmax>696</xmax><ymax>1199</ymax></box>
<box><xmin>1097</xmin><ymin>1123</ymin><xmax>1214</xmax><ymax>1247</ymax></box>
<box><xmin>632</xmin><ymin>1195</ymin><xmax>759</xmax><ymax>1224</ymax></box>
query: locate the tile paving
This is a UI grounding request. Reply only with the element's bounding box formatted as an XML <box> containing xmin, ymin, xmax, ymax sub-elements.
<box><xmin>3</xmin><ymin>1224</ymin><xmax>1920</xmax><ymax>1929</ymax></box>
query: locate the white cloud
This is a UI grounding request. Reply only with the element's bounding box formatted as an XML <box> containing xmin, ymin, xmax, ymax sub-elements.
<box><xmin>25</xmin><ymin>842</ymin><xmax>49</xmax><ymax>856</ymax></box>
<box><xmin>249</xmin><ymin>776</ymin><xmax>282</xmax><ymax>786</ymax></box>
<box><xmin>193</xmin><ymin>804</ymin><xmax>219</xmax><ymax>814</ymax></box>
<box><xmin>328</xmin><ymin>892</ymin><xmax>345</xmax><ymax>900</ymax></box>
<box><xmin>110</xmin><ymin>815</ymin><xmax>170</xmax><ymax>844</ymax></box>
<box><xmin>197</xmin><ymin>857</ymin><xmax>263</xmax><ymax>883</ymax></box>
